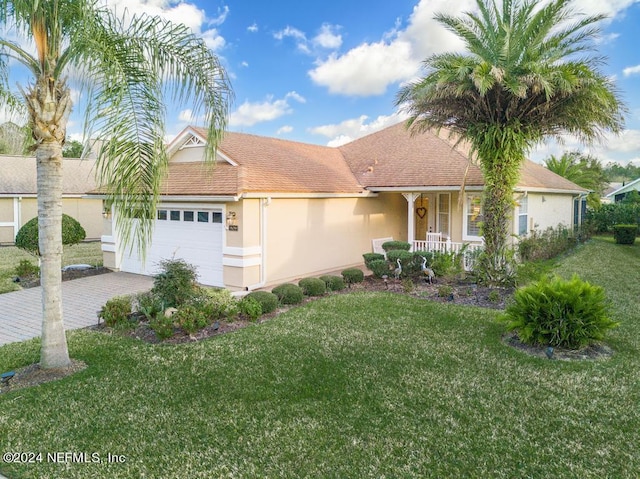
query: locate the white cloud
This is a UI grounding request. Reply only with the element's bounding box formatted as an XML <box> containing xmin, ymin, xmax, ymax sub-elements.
<box><xmin>313</xmin><ymin>24</ymin><xmax>342</xmax><ymax>49</ymax></box>
<box><xmin>178</xmin><ymin>108</ymin><xmax>206</xmax><ymax>124</ymax></box>
<box><xmin>308</xmin><ymin>0</ymin><xmax>473</xmax><ymax>97</ymax></box>
<box><xmin>274</xmin><ymin>26</ymin><xmax>310</xmax><ymax>54</ymax></box>
<box><xmin>309</xmin><ymin>111</ymin><xmax>409</xmax><ymax>146</ymax></box>
<box><xmin>105</xmin><ymin>0</ymin><xmax>227</xmax><ymax>51</ymax></box>
<box><xmin>623</xmin><ymin>65</ymin><xmax>640</xmax><ymax>77</ymax></box>
<box><xmin>229</xmin><ymin>91</ymin><xmax>306</xmax><ymax>127</ymax></box>
<box><xmin>567</xmin><ymin>0</ymin><xmax>640</xmax><ymax>20</ymax></box>
<box><xmin>277</xmin><ymin>125</ymin><xmax>293</xmax><ymax>135</ymax></box>
<box><xmin>247</xmin><ymin>23</ymin><xmax>258</xmax><ymax>33</ymax></box>
<box><xmin>309</xmin><ymin>40</ymin><xmax>418</xmax><ymax>96</ymax></box>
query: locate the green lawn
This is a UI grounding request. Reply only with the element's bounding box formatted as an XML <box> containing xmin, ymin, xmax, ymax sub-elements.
<box><xmin>0</xmin><ymin>242</ymin><xmax>103</xmax><ymax>294</ymax></box>
<box><xmin>1</xmin><ymin>237</ymin><xmax>639</xmax><ymax>478</ymax></box>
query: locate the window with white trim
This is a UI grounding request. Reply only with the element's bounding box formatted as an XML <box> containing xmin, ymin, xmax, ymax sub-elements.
<box><xmin>438</xmin><ymin>193</ymin><xmax>450</xmax><ymax>237</ymax></box>
<box><xmin>465</xmin><ymin>194</ymin><xmax>483</xmax><ymax>239</ymax></box>
<box><xmin>518</xmin><ymin>196</ymin><xmax>528</xmax><ymax>236</ymax></box>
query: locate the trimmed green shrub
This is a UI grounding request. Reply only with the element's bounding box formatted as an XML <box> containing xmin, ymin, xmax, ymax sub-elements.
<box><xmin>246</xmin><ymin>291</ymin><xmax>279</xmax><ymax>314</ymax></box>
<box><xmin>363</xmin><ymin>252</ymin><xmax>385</xmax><ymax>268</ymax></box>
<box><xmin>239</xmin><ymin>296</ymin><xmax>262</xmax><ymax>321</ymax></box>
<box><xmin>320</xmin><ymin>275</ymin><xmax>346</xmax><ymax>291</ymax></box>
<box><xmin>15</xmin><ymin>259</ymin><xmax>39</xmax><ymax>277</ymax></box>
<box><xmin>612</xmin><ymin>224</ymin><xmax>637</xmax><ymax>245</ymax></box>
<box><xmin>173</xmin><ymin>305</ymin><xmax>210</xmax><ymax>334</ymax></box>
<box><xmin>199</xmin><ymin>288</ymin><xmax>239</xmax><ymax>319</ymax></box>
<box><xmin>438</xmin><ymin>285</ymin><xmax>454</xmax><ymax>298</ymax></box>
<box><xmin>150</xmin><ymin>314</ymin><xmax>174</xmax><ymax>340</ymax></box>
<box><xmin>502</xmin><ymin>275</ymin><xmax>618</xmax><ymax>349</ymax></box>
<box><xmin>298</xmin><ymin>277</ymin><xmax>327</xmax><ymax>296</ymax></box>
<box><xmin>152</xmin><ymin>258</ymin><xmax>199</xmax><ymax>308</ymax></box>
<box><xmin>382</xmin><ymin>240</ymin><xmax>411</xmax><ymax>252</ymax></box>
<box><xmin>15</xmin><ymin>214</ymin><xmax>86</xmax><ymax>256</ymax></box>
<box><xmin>386</xmin><ymin>250</ymin><xmax>421</xmax><ymax>276</ymax></box>
<box><xmin>98</xmin><ymin>296</ymin><xmax>132</xmax><ymax>327</ymax></box>
<box><xmin>367</xmin><ymin>259</ymin><xmax>390</xmax><ymax>278</ymax></box>
<box><xmin>134</xmin><ymin>291</ymin><xmax>164</xmax><ymax>321</ymax></box>
<box><xmin>272</xmin><ymin>283</ymin><xmax>304</xmax><ymax>305</ymax></box>
<box><xmin>342</xmin><ymin>268</ymin><xmax>364</xmax><ymax>286</ymax></box>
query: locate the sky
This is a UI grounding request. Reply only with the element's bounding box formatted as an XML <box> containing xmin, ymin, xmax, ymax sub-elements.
<box><xmin>2</xmin><ymin>0</ymin><xmax>640</xmax><ymax>165</ymax></box>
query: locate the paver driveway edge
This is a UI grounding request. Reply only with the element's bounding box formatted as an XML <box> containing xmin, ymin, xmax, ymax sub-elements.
<box><xmin>0</xmin><ymin>272</ymin><xmax>153</xmax><ymax>346</ymax></box>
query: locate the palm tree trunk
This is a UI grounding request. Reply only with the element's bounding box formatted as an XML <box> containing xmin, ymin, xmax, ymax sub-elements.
<box><xmin>37</xmin><ymin>144</ymin><xmax>70</xmax><ymax>368</ymax></box>
<box><xmin>26</xmin><ymin>76</ymin><xmax>73</xmax><ymax>369</ymax></box>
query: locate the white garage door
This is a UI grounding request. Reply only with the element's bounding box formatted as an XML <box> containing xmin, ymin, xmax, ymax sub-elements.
<box><xmin>120</xmin><ymin>208</ymin><xmax>224</xmax><ymax>287</ymax></box>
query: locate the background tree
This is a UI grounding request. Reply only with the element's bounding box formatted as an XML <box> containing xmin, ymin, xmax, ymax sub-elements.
<box><xmin>545</xmin><ymin>151</ymin><xmax>608</xmax><ymax>209</ymax></box>
<box><xmin>62</xmin><ymin>140</ymin><xmax>84</xmax><ymax>158</ymax></box>
<box><xmin>397</xmin><ymin>0</ymin><xmax>624</xmax><ymax>283</ymax></box>
<box><xmin>0</xmin><ymin>0</ymin><xmax>232</xmax><ymax>368</ymax></box>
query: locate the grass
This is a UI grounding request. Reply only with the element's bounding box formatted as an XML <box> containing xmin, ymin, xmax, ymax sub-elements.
<box><xmin>0</xmin><ymin>242</ymin><xmax>102</xmax><ymax>294</ymax></box>
<box><xmin>1</xmin><ymin>237</ymin><xmax>639</xmax><ymax>478</ymax></box>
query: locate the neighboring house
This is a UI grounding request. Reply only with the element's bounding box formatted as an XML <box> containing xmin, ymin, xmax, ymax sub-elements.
<box><xmin>0</xmin><ymin>155</ymin><xmax>103</xmax><ymax>244</ymax></box>
<box><xmin>604</xmin><ymin>178</ymin><xmax>640</xmax><ymax>203</ymax></box>
<box><xmin>100</xmin><ymin>122</ymin><xmax>587</xmax><ymax>290</ymax></box>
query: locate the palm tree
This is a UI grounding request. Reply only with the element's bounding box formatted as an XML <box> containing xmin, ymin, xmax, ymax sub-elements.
<box><xmin>0</xmin><ymin>0</ymin><xmax>232</xmax><ymax>368</ymax></box>
<box><xmin>397</xmin><ymin>0</ymin><xmax>624</xmax><ymax>283</ymax></box>
<box><xmin>545</xmin><ymin>151</ymin><xmax>608</xmax><ymax>209</ymax></box>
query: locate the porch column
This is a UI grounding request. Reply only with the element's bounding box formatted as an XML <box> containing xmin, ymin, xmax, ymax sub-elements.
<box><xmin>402</xmin><ymin>192</ymin><xmax>420</xmax><ymax>251</ymax></box>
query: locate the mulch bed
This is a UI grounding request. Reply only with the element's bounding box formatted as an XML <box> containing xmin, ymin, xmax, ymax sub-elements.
<box><xmin>15</xmin><ymin>266</ymin><xmax>112</xmax><ymax>289</ymax></box>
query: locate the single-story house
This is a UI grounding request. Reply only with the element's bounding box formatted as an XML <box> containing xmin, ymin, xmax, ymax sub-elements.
<box><xmin>100</xmin><ymin>122</ymin><xmax>587</xmax><ymax>290</ymax></box>
<box><xmin>0</xmin><ymin>155</ymin><xmax>103</xmax><ymax>244</ymax></box>
<box><xmin>604</xmin><ymin>178</ymin><xmax>640</xmax><ymax>203</ymax></box>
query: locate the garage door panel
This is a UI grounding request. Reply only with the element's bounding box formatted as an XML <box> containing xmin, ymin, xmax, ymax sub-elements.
<box><xmin>120</xmin><ymin>209</ymin><xmax>224</xmax><ymax>287</ymax></box>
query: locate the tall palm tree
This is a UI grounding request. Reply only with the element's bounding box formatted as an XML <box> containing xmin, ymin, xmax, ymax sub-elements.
<box><xmin>397</xmin><ymin>0</ymin><xmax>624</xmax><ymax>283</ymax></box>
<box><xmin>545</xmin><ymin>152</ymin><xmax>606</xmax><ymax>193</ymax></box>
<box><xmin>0</xmin><ymin>0</ymin><xmax>232</xmax><ymax>368</ymax></box>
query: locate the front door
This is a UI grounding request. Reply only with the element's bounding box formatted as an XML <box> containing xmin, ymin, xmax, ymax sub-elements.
<box><xmin>414</xmin><ymin>195</ymin><xmax>429</xmax><ymax>240</ymax></box>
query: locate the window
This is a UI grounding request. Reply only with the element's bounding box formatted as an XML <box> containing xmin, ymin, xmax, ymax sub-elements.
<box><xmin>212</xmin><ymin>212</ymin><xmax>223</xmax><ymax>223</ymax></box>
<box><xmin>183</xmin><ymin>211</ymin><xmax>194</xmax><ymax>222</ymax></box>
<box><xmin>198</xmin><ymin>211</ymin><xmax>209</xmax><ymax>223</ymax></box>
<box><xmin>466</xmin><ymin>194</ymin><xmax>483</xmax><ymax>238</ymax></box>
<box><xmin>518</xmin><ymin>196</ymin><xmax>528</xmax><ymax>236</ymax></box>
<box><xmin>438</xmin><ymin>193</ymin><xmax>450</xmax><ymax>237</ymax></box>
<box><xmin>170</xmin><ymin>210</ymin><xmax>180</xmax><ymax>221</ymax></box>
<box><xmin>157</xmin><ymin>209</ymin><xmax>167</xmax><ymax>220</ymax></box>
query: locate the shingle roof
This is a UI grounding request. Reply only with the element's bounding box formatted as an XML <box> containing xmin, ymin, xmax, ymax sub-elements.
<box><xmin>189</xmin><ymin>128</ymin><xmax>364</xmax><ymax>194</ymax></box>
<box><xmin>161</xmin><ymin>122</ymin><xmax>586</xmax><ymax>196</ymax></box>
<box><xmin>0</xmin><ymin>156</ymin><xmax>97</xmax><ymax>195</ymax></box>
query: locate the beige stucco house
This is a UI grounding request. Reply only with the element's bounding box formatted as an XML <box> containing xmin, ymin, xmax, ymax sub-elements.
<box><xmin>0</xmin><ymin>156</ymin><xmax>103</xmax><ymax>244</ymax></box>
<box><xmin>101</xmin><ymin>122</ymin><xmax>587</xmax><ymax>290</ymax></box>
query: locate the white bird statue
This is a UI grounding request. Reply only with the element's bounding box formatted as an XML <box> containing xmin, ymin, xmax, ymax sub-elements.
<box><xmin>394</xmin><ymin>258</ymin><xmax>402</xmax><ymax>280</ymax></box>
<box><xmin>421</xmin><ymin>256</ymin><xmax>435</xmax><ymax>284</ymax></box>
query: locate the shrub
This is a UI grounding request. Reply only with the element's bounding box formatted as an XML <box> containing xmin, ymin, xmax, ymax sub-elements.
<box><xmin>173</xmin><ymin>305</ymin><xmax>210</xmax><ymax>334</ymax></box>
<box><xmin>363</xmin><ymin>252</ymin><xmax>385</xmax><ymax>268</ymax></box>
<box><xmin>272</xmin><ymin>283</ymin><xmax>304</xmax><ymax>305</ymax></box>
<box><xmin>320</xmin><ymin>275</ymin><xmax>346</xmax><ymax>291</ymax></box>
<box><xmin>487</xmin><ymin>290</ymin><xmax>501</xmax><ymax>303</ymax></box>
<box><xmin>501</xmin><ymin>275</ymin><xmax>618</xmax><ymax>349</ymax></box>
<box><xmin>431</xmin><ymin>251</ymin><xmax>461</xmax><ymax>278</ymax></box>
<box><xmin>298</xmin><ymin>277</ymin><xmax>326</xmax><ymax>296</ymax></box>
<box><xmin>517</xmin><ymin>225</ymin><xmax>582</xmax><ymax>262</ymax></box>
<box><xmin>15</xmin><ymin>214</ymin><xmax>86</xmax><ymax>255</ymax></box>
<box><xmin>134</xmin><ymin>291</ymin><xmax>164</xmax><ymax>321</ymax></box>
<box><xmin>152</xmin><ymin>258</ymin><xmax>199</xmax><ymax>308</ymax></box>
<box><xmin>200</xmin><ymin>288</ymin><xmax>239</xmax><ymax>319</ymax></box>
<box><xmin>341</xmin><ymin>268</ymin><xmax>364</xmax><ymax>286</ymax></box>
<box><xmin>367</xmin><ymin>259</ymin><xmax>390</xmax><ymax>278</ymax></box>
<box><xmin>239</xmin><ymin>296</ymin><xmax>262</xmax><ymax>321</ymax></box>
<box><xmin>98</xmin><ymin>296</ymin><xmax>132</xmax><ymax>327</ymax></box>
<box><xmin>612</xmin><ymin>224</ymin><xmax>637</xmax><ymax>245</ymax></box>
<box><xmin>587</xmin><ymin>202</ymin><xmax>640</xmax><ymax>233</ymax></box>
<box><xmin>150</xmin><ymin>314</ymin><xmax>174</xmax><ymax>340</ymax></box>
<box><xmin>15</xmin><ymin>259</ymin><xmax>39</xmax><ymax>277</ymax></box>
<box><xmin>246</xmin><ymin>291</ymin><xmax>279</xmax><ymax>314</ymax></box>
<box><xmin>381</xmin><ymin>240</ymin><xmax>411</xmax><ymax>252</ymax></box>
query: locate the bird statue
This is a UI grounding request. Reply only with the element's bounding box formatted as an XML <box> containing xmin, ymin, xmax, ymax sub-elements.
<box><xmin>394</xmin><ymin>258</ymin><xmax>402</xmax><ymax>280</ymax></box>
<box><xmin>421</xmin><ymin>256</ymin><xmax>435</xmax><ymax>284</ymax></box>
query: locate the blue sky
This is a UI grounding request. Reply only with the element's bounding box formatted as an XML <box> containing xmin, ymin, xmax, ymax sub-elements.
<box><xmin>3</xmin><ymin>0</ymin><xmax>640</xmax><ymax>165</ymax></box>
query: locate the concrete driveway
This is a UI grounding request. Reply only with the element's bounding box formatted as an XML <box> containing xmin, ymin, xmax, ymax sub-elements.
<box><xmin>0</xmin><ymin>272</ymin><xmax>153</xmax><ymax>346</ymax></box>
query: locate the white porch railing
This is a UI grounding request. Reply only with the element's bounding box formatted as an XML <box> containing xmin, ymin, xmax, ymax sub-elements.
<box><xmin>413</xmin><ymin>239</ymin><xmax>484</xmax><ymax>271</ymax></box>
